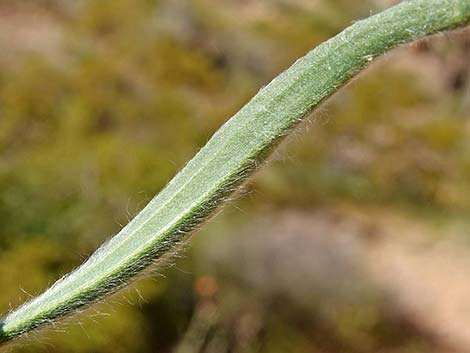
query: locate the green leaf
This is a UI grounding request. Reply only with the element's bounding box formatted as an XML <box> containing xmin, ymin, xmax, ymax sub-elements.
<box><xmin>1</xmin><ymin>0</ymin><xmax>469</xmax><ymax>344</ymax></box>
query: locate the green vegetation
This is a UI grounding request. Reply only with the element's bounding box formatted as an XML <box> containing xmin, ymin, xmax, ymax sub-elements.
<box><xmin>0</xmin><ymin>0</ymin><xmax>469</xmax><ymax>352</ymax></box>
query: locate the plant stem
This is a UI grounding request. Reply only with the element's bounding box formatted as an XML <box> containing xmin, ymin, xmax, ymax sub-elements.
<box><xmin>1</xmin><ymin>0</ymin><xmax>469</xmax><ymax>344</ymax></box>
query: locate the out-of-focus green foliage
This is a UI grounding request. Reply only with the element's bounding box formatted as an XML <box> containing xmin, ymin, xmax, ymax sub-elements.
<box><xmin>0</xmin><ymin>0</ymin><xmax>469</xmax><ymax>352</ymax></box>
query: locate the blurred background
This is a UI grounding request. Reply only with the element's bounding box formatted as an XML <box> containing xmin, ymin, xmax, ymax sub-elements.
<box><xmin>0</xmin><ymin>0</ymin><xmax>469</xmax><ymax>352</ymax></box>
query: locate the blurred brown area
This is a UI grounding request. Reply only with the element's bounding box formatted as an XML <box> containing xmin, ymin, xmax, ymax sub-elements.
<box><xmin>0</xmin><ymin>1</ymin><xmax>469</xmax><ymax>352</ymax></box>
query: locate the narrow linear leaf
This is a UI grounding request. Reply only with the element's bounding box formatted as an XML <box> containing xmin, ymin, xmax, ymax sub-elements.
<box><xmin>1</xmin><ymin>0</ymin><xmax>469</xmax><ymax>344</ymax></box>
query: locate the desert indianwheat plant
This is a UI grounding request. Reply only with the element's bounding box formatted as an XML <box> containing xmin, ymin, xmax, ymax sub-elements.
<box><xmin>0</xmin><ymin>0</ymin><xmax>469</xmax><ymax>345</ymax></box>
